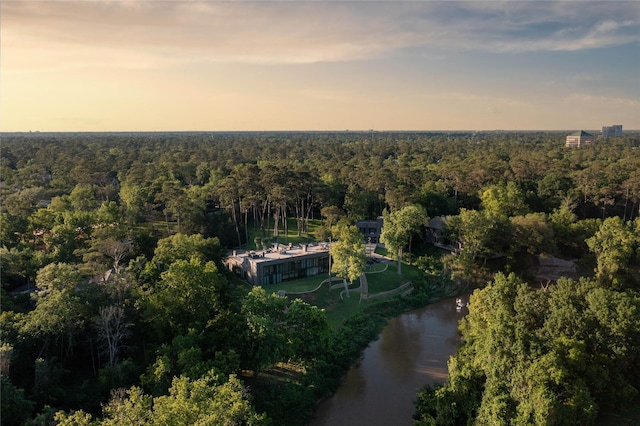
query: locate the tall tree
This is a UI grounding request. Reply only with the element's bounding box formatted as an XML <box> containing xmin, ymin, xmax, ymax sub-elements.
<box><xmin>155</xmin><ymin>179</ymin><xmax>189</xmax><ymax>234</ymax></box>
<box><xmin>285</xmin><ymin>299</ymin><xmax>331</xmax><ymax>362</ymax></box>
<box><xmin>446</xmin><ymin>208</ymin><xmax>510</xmax><ymax>263</ymax></box>
<box><xmin>146</xmin><ymin>233</ymin><xmax>225</xmax><ymax>279</ymax></box>
<box><xmin>329</xmin><ymin>222</ymin><xmax>366</xmax><ymax>284</ymax></box>
<box><xmin>509</xmin><ymin>212</ymin><xmax>555</xmax><ymax>256</ymax></box>
<box><xmin>480</xmin><ymin>181</ymin><xmax>528</xmax><ymax>218</ymax></box>
<box><xmin>143</xmin><ymin>258</ymin><xmax>227</xmax><ymax>340</ymax></box>
<box><xmin>119</xmin><ymin>181</ymin><xmax>146</xmax><ymax>225</ymax></box>
<box><xmin>318</xmin><ymin>205</ymin><xmax>343</xmax><ymax>241</ymax></box>
<box><xmin>69</xmin><ymin>184</ymin><xmax>99</xmax><ymax>212</ymax></box>
<box><xmin>21</xmin><ymin>263</ymin><xmax>91</xmax><ymax>361</ymax></box>
<box><xmin>586</xmin><ymin>216</ymin><xmax>637</xmax><ymax>290</ymax></box>
<box><xmin>240</xmin><ymin>287</ymin><xmax>287</xmax><ymax>378</ymax></box>
<box><xmin>94</xmin><ymin>305</ymin><xmax>131</xmax><ymax>367</ymax></box>
<box><xmin>381</xmin><ymin>205</ymin><xmax>428</xmax><ymax>274</ymax></box>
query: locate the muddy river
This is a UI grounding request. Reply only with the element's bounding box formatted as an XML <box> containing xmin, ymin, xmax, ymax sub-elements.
<box><xmin>309</xmin><ymin>297</ymin><xmax>468</xmax><ymax>426</ymax></box>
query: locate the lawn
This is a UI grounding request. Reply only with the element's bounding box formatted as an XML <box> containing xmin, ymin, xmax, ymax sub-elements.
<box><xmin>259</xmin><ymin>262</ymin><xmax>422</xmax><ymax>329</ymax></box>
<box><xmin>244</xmin><ymin>217</ymin><xmax>324</xmax><ymax>250</ymax></box>
<box><xmin>269</xmin><ymin>274</ymin><xmax>333</xmax><ymax>294</ymax></box>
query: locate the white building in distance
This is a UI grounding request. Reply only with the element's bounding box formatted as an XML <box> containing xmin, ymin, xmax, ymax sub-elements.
<box><xmin>565</xmin><ymin>130</ymin><xmax>596</xmax><ymax>148</ymax></box>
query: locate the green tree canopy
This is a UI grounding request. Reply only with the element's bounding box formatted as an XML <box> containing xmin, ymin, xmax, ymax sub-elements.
<box><xmin>509</xmin><ymin>212</ymin><xmax>555</xmax><ymax>256</ymax></box>
<box><xmin>21</xmin><ymin>263</ymin><xmax>93</xmax><ymax>361</ymax></box>
<box><xmin>142</xmin><ymin>233</ymin><xmax>225</xmax><ymax>282</ymax></box>
<box><xmin>480</xmin><ymin>181</ymin><xmax>528</xmax><ymax>218</ymax></box>
<box><xmin>586</xmin><ymin>216</ymin><xmax>638</xmax><ymax>290</ymax></box>
<box><xmin>241</xmin><ymin>286</ymin><xmax>287</xmax><ymax>378</ymax></box>
<box><xmin>414</xmin><ymin>273</ymin><xmax>640</xmax><ymax>425</ymax></box>
<box><xmin>285</xmin><ymin>298</ymin><xmax>331</xmax><ymax>362</ymax></box>
<box><xmin>99</xmin><ymin>372</ymin><xmax>266</xmax><ymax>425</ymax></box>
<box><xmin>445</xmin><ymin>208</ymin><xmax>510</xmax><ymax>262</ymax></box>
<box><xmin>381</xmin><ymin>205</ymin><xmax>428</xmax><ymax>274</ymax></box>
<box><xmin>329</xmin><ymin>221</ymin><xmax>366</xmax><ymax>283</ymax></box>
<box><xmin>142</xmin><ymin>258</ymin><xmax>228</xmax><ymax>339</ymax></box>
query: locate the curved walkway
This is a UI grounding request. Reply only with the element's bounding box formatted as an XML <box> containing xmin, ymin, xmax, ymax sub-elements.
<box><xmin>283</xmin><ymin>276</ymin><xmax>344</xmax><ymax>296</ymax></box>
<box><xmin>280</xmin><ymin>257</ymin><xmax>412</xmax><ymax>303</ymax></box>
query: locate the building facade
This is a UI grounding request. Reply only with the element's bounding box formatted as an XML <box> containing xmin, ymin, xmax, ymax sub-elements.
<box><xmin>602</xmin><ymin>125</ymin><xmax>623</xmax><ymax>138</ymax></box>
<box><xmin>225</xmin><ymin>243</ymin><xmax>330</xmax><ymax>286</ymax></box>
<box><xmin>565</xmin><ymin>130</ymin><xmax>596</xmax><ymax>148</ymax></box>
<box><xmin>356</xmin><ymin>217</ymin><xmax>383</xmax><ymax>243</ymax></box>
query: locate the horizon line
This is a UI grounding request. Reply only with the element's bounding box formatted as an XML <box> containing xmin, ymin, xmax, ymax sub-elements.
<box><xmin>3</xmin><ymin>129</ymin><xmax>637</xmax><ymax>134</ymax></box>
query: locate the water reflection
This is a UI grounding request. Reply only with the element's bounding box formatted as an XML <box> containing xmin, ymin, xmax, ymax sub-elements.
<box><xmin>309</xmin><ymin>297</ymin><xmax>468</xmax><ymax>426</ymax></box>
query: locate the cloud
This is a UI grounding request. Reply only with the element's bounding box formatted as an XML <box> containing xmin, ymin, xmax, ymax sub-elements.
<box><xmin>563</xmin><ymin>92</ymin><xmax>640</xmax><ymax>108</ymax></box>
<box><xmin>2</xmin><ymin>0</ymin><xmax>638</xmax><ymax>72</ymax></box>
<box><xmin>544</xmin><ymin>72</ymin><xmax>603</xmax><ymax>88</ymax></box>
<box><xmin>417</xmin><ymin>1</ymin><xmax>640</xmax><ymax>53</ymax></box>
<box><xmin>424</xmin><ymin>91</ymin><xmax>530</xmax><ymax>108</ymax></box>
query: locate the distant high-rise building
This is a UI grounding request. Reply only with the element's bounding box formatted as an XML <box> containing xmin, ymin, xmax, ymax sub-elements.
<box><xmin>602</xmin><ymin>125</ymin><xmax>623</xmax><ymax>137</ymax></box>
<box><xmin>565</xmin><ymin>130</ymin><xmax>595</xmax><ymax>148</ymax></box>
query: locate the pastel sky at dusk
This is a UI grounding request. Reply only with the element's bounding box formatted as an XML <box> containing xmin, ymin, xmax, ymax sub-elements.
<box><xmin>1</xmin><ymin>1</ymin><xmax>639</xmax><ymax>132</ymax></box>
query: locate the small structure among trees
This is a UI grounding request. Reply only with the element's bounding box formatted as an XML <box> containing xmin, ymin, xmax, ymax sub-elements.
<box><xmin>355</xmin><ymin>217</ymin><xmax>383</xmax><ymax>243</ymax></box>
<box><xmin>381</xmin><ymin>205</ymin><xmax>428</xmax><ymax>274</ymax></box>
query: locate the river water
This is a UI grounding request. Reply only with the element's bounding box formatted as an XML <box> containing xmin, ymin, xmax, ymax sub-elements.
<box><xmin>309</xmin><ymin>297</ymin><xmax>468</xmax><ymax>426</ymax></box>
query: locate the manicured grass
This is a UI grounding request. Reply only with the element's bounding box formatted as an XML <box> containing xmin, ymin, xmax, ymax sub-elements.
<box><xmin>366</xmin><ymin>263</ymin><xmax>421</xmax><ymax>291</ymax></box>
<box><xmin>258</xmin><ymin>261</ymin><xmax>422</xmax><ymax>330</ymax></box>
<box><xmin>267</xmin><ymin>274</ymin><xmax>330</xmax><ymax>294</ymax></box>
<box><xmin>396</xmin><ymin>262</ymin><xmax>423</xmax><ymax>282</ymax></box>
<box><xmin>324</xmin><ymin>294</ymin><xmax>368</xmax><ymax>329</ymax></box>
<box><xmin>375</xmin><ymin>245</ymin><xmax>390</xmax><ymax>257</ymax></box>
<box><xmin>244</xmin><ymin>217</ymin><xmax>324</xmax><ymax>250</ymax></box>
<box><xmin>366</xmin><ymin>269</ymin><xmax>405</xmax><ymax>292</ymax></box>
<box><xmin>363</xmin><ymin>262</ymin><xmax>388</xmax><ymax>274</ymax></box>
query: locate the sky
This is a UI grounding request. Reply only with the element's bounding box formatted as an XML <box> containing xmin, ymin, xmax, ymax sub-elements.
<box><xmin>1</xmin><ymin>0</ymin><xmax>639</xmax><ymax>132</ymax></box>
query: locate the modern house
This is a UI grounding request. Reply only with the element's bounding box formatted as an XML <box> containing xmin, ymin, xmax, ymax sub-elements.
<box><xmin>356</xmin><ymin>217</ymin><xmax>383</xmax><ymax>244</ymax></box>
<box><xmin>426</xmin><ymin>216</ymin><xmax>459</xmax><ymax>252</ymax></box>
<box><xmin>565</xmin><ymin>131</ymin><xmax>596</xmax><ymax>148</ymax></box>
<box><xmin>425</xmin><ymin>216</ymin><xmax>445</xmax><ymax>246</ymax></box>
<box><xmin>225</xmin><ymin>243</ymin><xmax>330</xmax><ymax>286</ymax></box>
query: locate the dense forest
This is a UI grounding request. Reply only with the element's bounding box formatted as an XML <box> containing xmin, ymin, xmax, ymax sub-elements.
<box><xmin>1</xmin><ymin>131</ymin><xmax>639</xmax><ymax>425</ymax></box>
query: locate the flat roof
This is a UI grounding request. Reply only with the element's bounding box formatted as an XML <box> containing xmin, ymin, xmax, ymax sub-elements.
<box><xmin>228</xmin><ymin>243</ymin><xmax>330</xmax><ymax>264</ymax></box>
